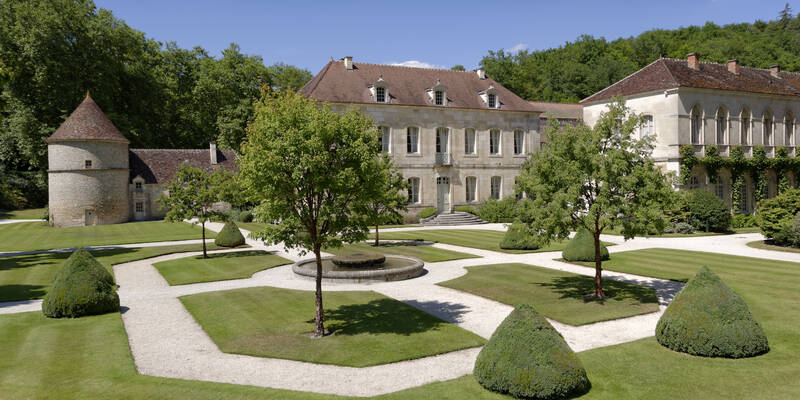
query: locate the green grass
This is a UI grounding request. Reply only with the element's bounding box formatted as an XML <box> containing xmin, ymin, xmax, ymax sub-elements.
<box><xmin>0</xmin><ymin>244</ymin><xmax>218</xmax><ymax>302</ymax></box>
<box><xmin>324</xmin><ymin>241</ymin><xmax>478</xmax><ymax>263</ymax></box>
<box><xmin>439</xmin><ymin>263</ymin><xmax>659</xmax><ymax>326</ymax></box>
<box><xmin>237</xmin><ymin>222</ymin><xmax>270</xmax><ymax>234</ymax></box>
<box><xmin>370</xmin><ymin>229</ymin><xmax>595</xmax><ymax>254</ymax></box>
<box><xmin>746</xmin><ymin>240</ymin><xmax>800</xmax><ymax>253</ymax></box>
<box><xmin>180</xmin><ymin>287</ymin><xmax>486</xmax><ymax>367</ymax></box>
<box><xmin>0</xmin><ymin>220</ymin><xmax>214</xmax><ymax>252</ymax></box>
<box><xmin>0</xmin><ymin>207</ymin><xmax>46</xmax><ymax>220</ymax></box>
<box><xmin>153</xmin><ymin>250</ymin><xmax>292</xmax><ymax>285</ymax></box>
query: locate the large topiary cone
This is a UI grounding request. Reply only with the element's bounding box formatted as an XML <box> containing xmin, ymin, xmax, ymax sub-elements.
<box><xmin>215</xmin><ymin>221</ymin><xmax>246</xmax><ymax>247</ymax></box>
<box><xmin>656</xmin><ymin>266</ymin><xmax>769</xmax><ymax>358</ymax></box>
<box><xmin>562</xmin><ymin>229</ymin><xmax>608</xmax><ymax>262</ymax></box>
<box><xmin>474</xmin><ymin>304</ymin><xmax>590</xmax><ymax>399</ymax></box>
<box><xmin>42</xmin><ymin>248</ymin><xmax>120</xmax><ymax>318</ymax></box>
<box><xmin>500</xmin><ymin>221</ymin><xmax>540</xmax><ymax>250</ymax></box>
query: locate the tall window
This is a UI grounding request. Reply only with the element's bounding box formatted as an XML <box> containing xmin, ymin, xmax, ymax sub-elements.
<box><xmin>436</xmin><ymin>127</ymin><xmax>448</xmax><ymax>153</ymax></box>
<box><xmin>466</xmin><ymin>176</ymin><xmax>477</xmax><ymax>202</ymax></box>
<box><xmin>135</xmin><ymin>202</ymin><xmax>144</xmax><ymax>213</ymax></box>
<box><xmin>785</xmin><ymin>112</ymin><xmax>794</xmax><ymax>146</ymax></box>
<box><xmin>464</xmin><ymin>128</ymin><xmax>476</xmax><ymax>155</ymax></box>
<box><xmin>513</xmin><ymin>130</ymin><xmax>525</xmax><ymax>155</ymax></box>
<box><xmin>715</xmin><ymin>180</ymin><xmax>724</xmax><ymax>199</ymax></box>
<box><xmin>435</xmin><ymin>90</ymin><xmax>444</xmax><ymax>106</ymax></box>
<box><xmin>488</xmin><ymin>93</ymin><xmax>497</xmax><ymax>108</ymax></box>
<box><xmin>380</xmin><ymin>126</ymin><xmax>390</xmax><ymax>152</ymax></box>
<box><xmin>690</xmin><ymin>105</ymin><xmax>702</xmax><ymax>144</ymax></box>
<box><xmin>688</xmin><ymin>176</ymin><xmax>700</xmax><ymax>190</ymax></box>
<box><xmin>135</xmin><ymin>182</ymin><xmax>143</xmax><ymax>192</ymax></box>
<box><xmin>716</xmin><ymin>107</ymin><xmax>727</xmax><ymax>144</ymax></box>
<box><xmin>406</xmin><ymin>127</ymin><xmax>419</xmax><ymax>153</ymax></box>
<box><xmin>376</xmin><ymin>87</ymin><xmax>386</xmax><ymax>103</ymax></box>
<box><xmin>740</xmin><ymin>180</ymin><xmax>749</xmax><ymax>214</ymax></box>
<box><xmin>490</xmin><ymin>129</ymin><xmax>500</xmax><ymax>155</ymax></box>
<box><xmin>764</xmin><ymin>110</ymin><xmax>774</xmax><ymax>145</ymax></box>
<box><xmin>407</xmin><ymin>178</ymin><xmax>420</xmax><ymax>204</ymax></box>
<box><xmin>640</xmin><ymin>115</ymin><xmax>654</xmax><ymax>138</ymax></box>
<box><xmin>490</xmin><ymin>176</ymin><xmax>501</xmax><ymax>199</ymax></box>
<box><xmin>741</xmin><ymin>108</ymin><xmax>751</xmax><ymax>145</ymax></box>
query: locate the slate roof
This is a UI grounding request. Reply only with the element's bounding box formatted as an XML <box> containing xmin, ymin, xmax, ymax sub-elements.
<box><xmin>529</xmin><ymin>101</ymin><xmax>582</xmax><ymax>120</ymax></box>
<box><xmin>129</xmin><ymin>149</ymin><xmax>237</xmax><ymax>184</ymax></box>
<box><xmin>581</xmin><ymin>58</ymin><xmax>800</xmax><ymax>104</ymax></box>
<box><xmin>46</xmin><ymin>94</ymin><xmax>129</xmax><ymax>143</ymax></box>
<box><xmin>303</xmin><ymin>59</ymin><xmax>539</xmax><ymax>113</ymax></box>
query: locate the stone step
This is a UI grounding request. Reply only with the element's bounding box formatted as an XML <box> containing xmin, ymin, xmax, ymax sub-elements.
<box><xmin>420</xmin><ymin>211</ymin><xmax>488</xmax><ymax>226</ymax></box>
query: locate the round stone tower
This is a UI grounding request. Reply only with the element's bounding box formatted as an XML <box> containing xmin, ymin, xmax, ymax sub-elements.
<box><xmin>46</xmin><ymin>93</ymin><xmax>130</xmax><ymax>227</ymax></box>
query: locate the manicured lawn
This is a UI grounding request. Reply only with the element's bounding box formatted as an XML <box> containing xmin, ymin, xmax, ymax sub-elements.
<box><xmin>180</xmin><ymin>287</ymin><xmax>486</xmax><ymax>367</ymax></box>
<box><xmin>0</xmin><ymin>221</ymin><xmax>214</xmax><ymax>252</ymax></box>
<box><xmin>370</xmin><ymin>229</ymin><xmax>591</xmax><ymax>254</ymax></box>
<box><xmin>746</xmin><ymin>240</ymin><xmax>800</xmax><ymax>253</ymax></box>
<box><xmin>324</xmin><ymin>241</ymin><xmax>478</xmax><ymax>263</ymax></box>
<box><xmin>439</xmin><ymin>263</ymin><xmax>659</xmax><ymax>326</ymax></box>
<box><xmin>0</xmin><ymin>207</ymin><xmax>46</xmax><ymax>220</ymax></box>
<box><xmin>0</xmin><ymin>244</ymin><xmax>218</xmax><ymax>302</ymax></box>
<box><xmin>153</xmin><ymin>250</ymin><xmax>291</xmax><ymax>285</ymax></box>
<box><xmin>236</xmin><ymin>222</ymin><xmax>270</xmax><ymax>234</ymax></box>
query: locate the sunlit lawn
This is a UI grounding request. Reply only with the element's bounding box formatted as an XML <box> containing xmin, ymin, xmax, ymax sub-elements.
<box><xmin>324</xmin><ymin>241</ymin><xmax>478</xmax><ymax>263</ymax></box>
<box><xmin>371</xmin><ymin>229</ymin><xmax>586</xmax><ymax>254</ymax></box>
<box><xmin>153</xmin><ymin>250</ymin><xmax>291</xmax><ymax>285</ymax></box>
<box><xmin>0</xmin><ymin>208</ymin><xmax>46</xmax><ymax>220</ymax></box>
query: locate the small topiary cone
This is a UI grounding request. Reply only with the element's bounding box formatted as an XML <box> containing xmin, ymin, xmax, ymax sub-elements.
<box><xmin>215</xmin><ymin>221</ymin><xmax>246</xmax><ymax>247</ymax></box>
<box><xmin>42</xmin><ymin>248</ymin><xmax>119</xmax><ymax>318</ymax></box>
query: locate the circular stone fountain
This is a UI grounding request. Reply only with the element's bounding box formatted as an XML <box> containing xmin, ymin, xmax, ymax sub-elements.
<box><xmin>292</xmin><ymin>252</ymin><xmax>424</xmax><ymax>283</ymax></box>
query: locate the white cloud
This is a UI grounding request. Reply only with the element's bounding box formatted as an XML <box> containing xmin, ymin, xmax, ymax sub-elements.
<box><xmin>505</xmin><ymin>43</ymin><xmax>528</xmax><ymax>53</ymax></box>
<box><xmin>389</xmin><ymin>60</ymin><xmax>447</xmax><ymax>69</ymax></box>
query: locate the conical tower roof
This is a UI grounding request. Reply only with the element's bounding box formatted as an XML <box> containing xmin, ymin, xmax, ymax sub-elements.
<box><xmin>46</xmin><ymin>93</ymin><xmax>129</xmax><ymax>143</ymax></box>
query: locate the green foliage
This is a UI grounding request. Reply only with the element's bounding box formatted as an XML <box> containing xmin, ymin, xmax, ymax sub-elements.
<box><xmin>732</xmin><ymin>213</ymin><xmax>758</xmax><ymax>228</ymax></box>
<box><xmin>756</xmin><ymin>188</ymin><xmax>800</xmax><ymax>242</ymax></box>
<box><xmin>214</xmin><ymin>221</ymin><xmax>246</xmax><ymax>247</ymax></box>
<box><xmin>477</xmin><ymin>197</ymin><xmax>518</xmax><ymax>223</ymax></box>
<box><xmin>418</xmin><ymin>207</ymin><xmax>437</xmax><ymax>220</ymax></box>
<box><xmin>656</xmin><ymin>266</ymin><xmax>769</xmax><ymax>358</ymax></box>
<box><xmin>474</xmin><ymin>304</ymin><xmax>590</xmax><ymax>399</ymax></box>
<box><xmin>41</xmin><ymin>248</ymin><xmax>119</xmax><ymax>318</ymax></box>
<box><xmin>562</xmin><ymin>229</ymin><xmax>609</xmax><ymax>262</ymax></box>
<box><xmin>363</xmin><ymin>156</ymin><xmax>408</xmax><ymax>241</ymax></box>
<box><xmin>681</xmin><ymin>190</ymin><xmax>731</xmax><ymax>232</ymax></box>
<box><xmin>499</xmin><ymin>221</ymin><xmax>540</xmax><ymax>250</ymax></box>
<box><xmin>454</xmin><ymin>205</ymin><xmax>477</xmax><ymax>214</ymax></box>
<box><xmin>664</xmin><ymin>222</ymin><xmax>694</xmax><ymax>234</ymax></box>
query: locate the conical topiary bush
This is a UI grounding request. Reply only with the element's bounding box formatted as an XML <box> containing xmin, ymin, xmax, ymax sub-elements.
<box><xmin>474</xmin><ymin>304</ymin><xmax>590</xmax><ymax>399</ymax></box>
<box><xmin>42</xmin><ymin>248</ymin><xmax>120</xmax><ymax>318</ymax></box>
<box><xmin>499</xmin><ymin>221</ymin><xmax>540</xmax><ymax>250</ymax></box>
<box><xmin>656</xmin><ymin>266</ymin><xmax>769</xmax><ymax>358</ymax></box>
<box><xmin>215</xmin><ymin>221</ymin><xmax>246</xmax><ymax>247</ymax></box>
<box><xmin>562</xmin><ymin>229</ymin><xmax>608</xmax><ymax>262</ymax></box>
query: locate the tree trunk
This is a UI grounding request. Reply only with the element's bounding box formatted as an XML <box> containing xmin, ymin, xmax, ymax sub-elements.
<box><xmin>313</xmin><ymin>244</ymin><xmax>325</xmax><ymax>337</ymax></box>
<box><xmin>593</xmin><ymin>231</ymin><xmax>604</xmax><ymax>298</ymax></box>
<box><xmin>201</xmin><ymin>220</ymin><xmax>208</xmax><ymax>259</ymax></box>
<box><xmin>375</xmin><ymin>224</ymin><xmax>380</xmax><ymax>247</ymax></box>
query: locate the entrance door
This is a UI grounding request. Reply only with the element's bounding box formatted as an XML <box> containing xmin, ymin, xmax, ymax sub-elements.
<box><xmin>84</xmin><ymin>209</ymin><xmax>95</xmax><ymax>226</ymax></box>
<box><xmin>436</xmin><ymin>177</ymin><xmax>451</xmax><ymax>213</ymax></box>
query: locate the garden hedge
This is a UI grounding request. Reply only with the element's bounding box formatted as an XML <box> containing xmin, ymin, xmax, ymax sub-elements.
<box><xmin>499</xmin><ymin>221</ymin><xmax>540</xmax><ymax>250</ymax></box>
<box><xmin>757</xmin><ymin>188</ymin><xmax>800</xmax><ymax>244</ymax></box>
<box><xmin>682</xmin><ymin>190</ymin><xmax>731</xmax><ymax>232</ymax></box>
<box><xmin>42</xmin><ymin>248</ymin><xmax>119</xmax><ymax>318</ymax></box>
<box><xmin>562</xmin><ymin>229</ymin><xmax>608</xmax><ymax>262</ymax></box>
<box><xmin>215</xmin><ymin>221</ymin><xmax>246</xmax><ymax>247</ymax></box>
<box><xmin>656</xmin><ymin>266</ymin><xmax>769</xmax><ymax>358</ymax></box>
<box><xmin>418</xmin><ymin>207</ymin><xmax>437</xmax><ymax>220</ymax></box>
<box><xmin>474</xmin><ymin>304</ymin><xmax>590</xmax><ymax>399</ymax></box>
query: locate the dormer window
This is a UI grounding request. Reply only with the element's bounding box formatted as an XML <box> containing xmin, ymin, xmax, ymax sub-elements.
<box><xmin>376</xmin><ymin>87</ymin><xmax>386</xmax><ymax>103</ymax></box>
<box><xmin>427</xmin><ymin>79</ymin><xmax>448</xmax><ymax>106</ymax></box>
<box><xmin>435</xmin><ymin>90</ymin><xmax>444</xmax><ymax>106</ymax></box>
<box><xmin>369</xmin><ymin>76</ymin><xmax>390</xmax><ymax>103</ymax></box>
<box><xmin>488</xmin><ymin>94</ymin><xmax>497</xmax><ymax>108</ymax></box>
<box><xmin>479</xmin><ymin>85</ymin><xmax>499</xmax><ymax>109</ymax></box>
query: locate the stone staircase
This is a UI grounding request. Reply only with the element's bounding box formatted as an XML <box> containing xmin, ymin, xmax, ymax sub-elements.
<box><xmin>420</xmin><ymin>211</ymin><xmax>488</xmax><ymax>226</ymax></box>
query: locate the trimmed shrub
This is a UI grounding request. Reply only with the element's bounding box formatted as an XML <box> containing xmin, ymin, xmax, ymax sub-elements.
<box><xmin>656</xmin><ymin>266</ymin><xmax>769</xmax><ymax>358</ymax></box>
<box><xmin>732</xmin><ymin>213</ymin><xmax>757</xmax><ymax>229</ymax></box>
<box><xmin>664</xmin><ymin>222</ymin><xmax>694</xmax><ymax>234</ymax></box>
<box><xmin>757</xmin><ymin>188</ymin><xmax>800</xmax><ymax>241</ymax></box>
<box><xmin>42</xmin><ymin>248</ymin><xmax>119</xmax><ymax>318</ymax></box>
<box><xmin>499</xmin><ymin>221</ymin><xmax>540</xmax><ymax>250</ymax></box>
<box><xmin>455</xmin><ymin>205</ymin><xmax>477</xmax><ymax>215</ymax></box>
<box><xmin>418</xmin><ymin>207</ymin><xmax>437</xmax><ymax>220</ymax></box>
<box><xmin>239</xmin><ymin>210</ymin><xmax>254</xmax><ymax>223</ymax></box>
<box><xmin>682</xmin><ymin>190</ymin><xmax>731</xmax><ymax>232</ymax></box>
<box><xmin>475</xmin><ymin>304</ymin><xmax>590</xmax><ymax>399</ymax></box>
<box><xmin>478</xmin><ymin>197</ymin><xmax>518</xmax><ymax>223</ymax></box>
<box><xmin>215</xmin><ymin>221</ymin><xmax>246</xmax><ymax>247</ymax></box>
<box><xmin>562</xmin><ymin>229</ymin><xmax>608</xmax><ymax>262</ymax></box>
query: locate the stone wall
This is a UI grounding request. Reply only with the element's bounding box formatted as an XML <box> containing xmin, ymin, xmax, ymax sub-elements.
<box><xmin>48</xmin><ymin>169</ymin><xmax>130</xmax><ymax>227</ymax></box>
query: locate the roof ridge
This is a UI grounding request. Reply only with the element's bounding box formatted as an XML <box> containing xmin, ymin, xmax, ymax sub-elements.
<box><xmin>340</xmin><ymin>60</ymin><xmax>476</xmax><ymax>74</ymax></box>
<box><xmin>581</xmin><ymin>58</ymin><xmax>667</xmax><ymax>103</ymax></box>
<box><xmin>659</xmin><ymin>58</ymin><xmax>680</xmax><ymax>87</ymax></box>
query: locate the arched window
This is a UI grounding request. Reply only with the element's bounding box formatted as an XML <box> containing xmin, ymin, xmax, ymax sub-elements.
<box><xmin>785</xmin><ymin>111</ymin><xmax>794</xmax><ymax>146</ymax></box>
<box><xmin>740</xmin><ymin>180</ymin><xmax>749</xmax><ymax>214</ymax></box>
<box><xmin>690</xmin><ymin>105</ymin><xmax>703</xmax><ymax>144</ymax></box>
<box><xmin>716</xmin><ymin>107</ymin><xmax>727</xmax><ymax>144</ymax></box>
<box><xmin>688</xmin><ymin>176</ymin><xmax>700</xmax><ymax>190</ymax></box>
<box><xmin>715</xmin><ymin>179</ymin><xmax>724</xmax><ymax>199</ymax></box>
<box><xmin>764</xmin><ymin>109</ymin><xmax>774</xmax><ymax>145</ymax></box>
<box><xmin>741</xmin><ymin>107</ymin><xmax>751</xmax><ymax>145</ymax></box>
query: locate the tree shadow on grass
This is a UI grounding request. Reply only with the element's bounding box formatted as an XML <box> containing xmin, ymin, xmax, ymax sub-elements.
<box><xmin>0</xmin><ymin>284</ymin><xmax>47</xmax><ymax>303</ymax></box>
<box><xmin>315</xmin><ymin>298</ymin><xmax>465</xmax><ymax>336</ymax></box>
<box><xmin>190</xmin><ymin>250</ymin><xmax>266</xmax><ymax>260</ymax></box>
<box><xmin>536</xmin><ymin>276</ymin><xmax>659</xmax><ymax>305</ymax></box>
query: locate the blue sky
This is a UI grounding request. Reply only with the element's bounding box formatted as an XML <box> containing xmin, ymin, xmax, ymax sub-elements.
<box><xmin>96</xmin><ymin>0</ymin><xmax>792</xmax><ymax>74</ymax></box>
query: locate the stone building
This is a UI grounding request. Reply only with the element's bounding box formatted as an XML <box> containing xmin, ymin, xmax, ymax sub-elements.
<box><xmin>303</xmin><ymin>57</ymin><xmax>543</xmax><ymax>216</ymax></box>
<box><xmin>581</xmin><ymin>53</ymin><xmax>800</xmax><ymax>213</ymax></box>
<box><xmin>47</xmin><ymin>94</ymin><xmax>236</xmax><ymax>228</ymax></box>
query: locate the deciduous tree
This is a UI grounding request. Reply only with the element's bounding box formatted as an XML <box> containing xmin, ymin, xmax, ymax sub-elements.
<box><xmin>363</xmin><ymin>157</ymin><xmax>408</xmax><ymax>246</ymax></box>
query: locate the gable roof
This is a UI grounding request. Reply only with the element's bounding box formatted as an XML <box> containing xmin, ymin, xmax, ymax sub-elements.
<box><xmin>581</xmin><ymin>58</ymin><xmax>800</xmax><ymax>104</ymax></box>
<box><xmin>303</xmin><ymin>59</ymin><xmax>539</xmax><ymax>113</ymax></box>
<box><xmin>129</xmin><ymin>149</ymin><xmax>237</xmax><ymax>184</ymax></box>
<box><xmin>46</xmin><ymin>95</ymin><xmax>129</xmax><ymax>143</ymax></box>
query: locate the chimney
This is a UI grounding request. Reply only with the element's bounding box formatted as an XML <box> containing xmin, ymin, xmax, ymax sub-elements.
<box><xmin>727</xmin><ymin>59</ymin><xmax>740</xmax><ymax>74</ymax></box>
<box><xmin>209</xmin><ymin>142</ymin><xmax>217</xmax><ymax>165</ymax></box>
<box><xmin>687</xmin><ymin>52</ymin><xmax>700</xmax><ymax>70</ymax></box>
<box><xmin>476</xmin><ymin>68</ymin><xmax>486</xmax><ymax>79</ymax></box>
<box><xmin>343</xmin><ymin>56</ymin><xmax>353</xmax><ymax>70</ymax></box>
<box><xmin>771</xmin><ymin>65</ymin><xmax>781</xmax><ymax>78</ymax></box>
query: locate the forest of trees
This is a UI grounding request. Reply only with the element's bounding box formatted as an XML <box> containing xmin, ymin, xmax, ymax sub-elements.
<box><xmin>480</xmin><ymin>4</ymin><xmax>800</xmax><ymax>104</ymax></box>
